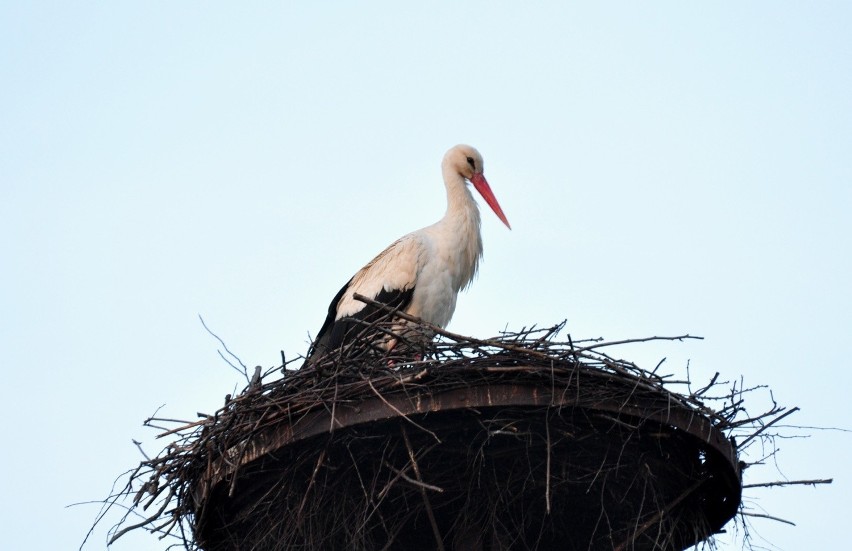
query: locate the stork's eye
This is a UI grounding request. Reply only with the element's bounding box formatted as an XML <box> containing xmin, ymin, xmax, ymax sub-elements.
<box><xmin>466</xmin><ymin>156</ymin><xmax>475</xmax><ymax>169</ymax></box>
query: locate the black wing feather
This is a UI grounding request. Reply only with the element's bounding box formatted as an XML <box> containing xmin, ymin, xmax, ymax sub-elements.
<box><xmin>305</xmin><ymin>282</ymin><xmax>415</xmax><ymax>364</ymax></box>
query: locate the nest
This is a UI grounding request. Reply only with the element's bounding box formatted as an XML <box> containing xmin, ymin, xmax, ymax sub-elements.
<box><xmin>96</xmin><ymin>300</ymin><xmax>811</xmax><ymax>551</ymax></box>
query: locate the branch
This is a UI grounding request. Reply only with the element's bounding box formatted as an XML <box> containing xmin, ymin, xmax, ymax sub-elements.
<box><xmin>743</xmin><ymin>478</ymin><xmax>833</xmax><ymax>489</ymax></box>
<box><xmin>400</xmin><ymin>424</ymin><xmax>445</xmax><ymax>551</ymax></box>
<box><xmin>739</xmin><ymin>407</ymin><xmax>801</xmax><ymax>448</ymax></box>
<box><xmin>742</xmin><ymin>511</ymin><xmax>796</xmax><ymax>526</ymax></box>
<box><xmin>199</xmin><ymin>314</ymin><xmax>249</xmax><ymax>383</ymax></box>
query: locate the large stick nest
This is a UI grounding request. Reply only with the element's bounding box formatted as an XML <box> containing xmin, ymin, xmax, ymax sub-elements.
<box><xmin>96</xmin><ymin>301</ymin><xmax>808</xmax><ymax>551</ymax></box>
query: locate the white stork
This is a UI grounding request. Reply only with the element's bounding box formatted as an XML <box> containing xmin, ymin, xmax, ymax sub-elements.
<box><xmin>305</xmin><ymin>144</ymin><xmax>510</xmax><ymax>364</ymax></box>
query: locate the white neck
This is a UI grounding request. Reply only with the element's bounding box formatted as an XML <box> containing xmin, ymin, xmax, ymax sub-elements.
<box><xmin>437</xmin><ymin>168</ymin><xmax>483</xmax><ymax>291</ymax></box>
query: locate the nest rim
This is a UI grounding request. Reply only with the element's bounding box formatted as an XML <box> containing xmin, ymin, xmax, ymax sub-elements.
<box><xmin>198</xmin><ymin>379</ymin><xmax>739</xmax><ymax>494</ymax></box>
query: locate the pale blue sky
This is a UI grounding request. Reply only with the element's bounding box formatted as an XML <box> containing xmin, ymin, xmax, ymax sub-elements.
<box><xmin>2</xmin><ymin>2</ymin><xmax>850</xmax><ymax>549</ymax></box>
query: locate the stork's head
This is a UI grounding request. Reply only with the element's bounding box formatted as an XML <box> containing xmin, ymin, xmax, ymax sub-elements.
<box><xmin>443</xmin><ymin>144</ymin><xmax>511</xmax><ymax>229</ymax></box>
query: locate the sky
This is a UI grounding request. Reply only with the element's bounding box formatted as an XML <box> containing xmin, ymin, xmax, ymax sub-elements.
<box><xmin>1</xmin><ymin>2</ymin><xmax>850</xmax><ymax>549</ymax></box>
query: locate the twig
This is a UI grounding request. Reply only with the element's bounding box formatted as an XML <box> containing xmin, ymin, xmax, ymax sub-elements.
<box><xmin>743</xmin><ymin>478</ymin><xmax>833</xmax><ymax>489</ymax></box>
<box><xmin>383</xmin><ymin>461</ymin><xmax>445</xmax><ymax>493</ymax></box>
<box><xmin>107</xmin><ymin>489</ymin><xmax>174</xmax><ymax>544</ymax></box>
<box><xmin>400</xmin><ymin>424</ymin><xmax>445</xmax><ymax>551</ymax></box>
<box><xmin>741</xmin><ymin>511</ymin><xmax>796</xmax><ymax>526</ymax></box>
<box><xmin>199</xmin><ymin>314</ymin><xmax>249</xmax><ymax>383</ymax></box>
<box><xmin>297</xmin><ymin>447</ymin><xmax>328</xmax><ymax>518</ymax></box>
<box><xmin>545</xmin><ymin>414</ymin><xmax>552</xmax><ymax>515</ymax></box>
<box><xmin>578</xmin><ymin>334</ymin><xmax>703</xmax><ymax>352</ymax></box>
<box><xmin>132</xmin><ymin>439</ymin><xmax>150</xmax><ymax>461</ymax></box>
<box><xmin>693</xmin><ymin>372</ymin><xmax>720</xmax><ymax>397</ymax></box>
<box><xmin>363</xmin><ymin>375</ymin><xmax>441</xmax><ymax>443</ymax></box>
<box><xmin>739</xmin><ymin>407</ymin><xmax>801</xmax><ymax>448</ymax></box>
<box><xmin>613</xmin><ymin>479</ymin><xmax>704</xmax><ymax>551</ymax></box>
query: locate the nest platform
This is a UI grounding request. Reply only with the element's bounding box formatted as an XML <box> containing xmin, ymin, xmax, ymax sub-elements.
<box><xmin>195</xmin><ymin>374</ymin><xmax>740</xmax><ymax>551</ymax></box>
<box><xmin>107</xmin><ymin>314</ymin><xmax>771</xmax><ymax>551</ymax></box>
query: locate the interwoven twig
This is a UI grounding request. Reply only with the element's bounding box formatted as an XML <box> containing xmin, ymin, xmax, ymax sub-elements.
<box><xmin>88</xmin><ymin>304</ymin><xmax>823</xmax><ymax>551</ymax></box>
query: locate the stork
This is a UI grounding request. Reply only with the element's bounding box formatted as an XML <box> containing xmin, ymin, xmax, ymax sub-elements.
<box><xmin>305</xmin><ymin>144</ymin><xmax>510</xmax><ymax>365</ymax></box>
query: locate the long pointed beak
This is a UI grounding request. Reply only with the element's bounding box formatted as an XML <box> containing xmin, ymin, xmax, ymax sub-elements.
<box><xmin>470</xmin><ymin>173</ymin><xmax>511</xmax><ymax>229</ymax></box>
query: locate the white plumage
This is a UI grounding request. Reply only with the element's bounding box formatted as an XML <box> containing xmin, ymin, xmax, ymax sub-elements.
<box><xmin>306</xmin><ymin>144</ymin><xmax>510</xmax><ymax>363</ymax></box>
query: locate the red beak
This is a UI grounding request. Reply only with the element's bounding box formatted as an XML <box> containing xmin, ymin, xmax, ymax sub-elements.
<box><xmin>470</xmin><ymin>173</ymin><xmax>511</xmax><ymax>229</ymax></box>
